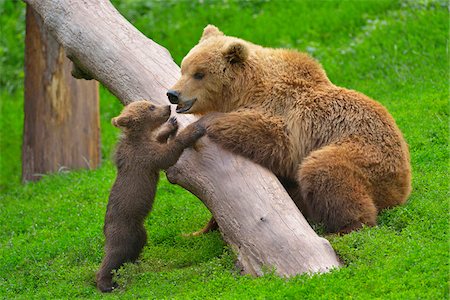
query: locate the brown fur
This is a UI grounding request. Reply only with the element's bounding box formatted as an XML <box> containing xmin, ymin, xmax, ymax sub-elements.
<box><xmin>169</xmin><ymin>25</ymin><xmax>411</xmax><ymax>234</ymax></box>
<box><xmin>96</xmin><ymin>101</ymin><xmax>205</xmax><ymax>292</ymax></box>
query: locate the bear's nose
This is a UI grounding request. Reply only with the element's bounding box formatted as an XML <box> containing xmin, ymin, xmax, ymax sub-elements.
<box><xmin>167</xmin><ymin>90</ymin><xmax>180</xmax><ymax>104</ymax></box>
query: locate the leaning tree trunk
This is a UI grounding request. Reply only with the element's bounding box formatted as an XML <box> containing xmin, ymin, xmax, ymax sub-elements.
<box><xmin>24</xmin><ymin>0</ymin><xmax>342</xmax><ymax>276</ymax></box>
<box><xmin>22</xmin><ymin>5</ymin><xmax>100</xmax><ymax>182</ymax></box>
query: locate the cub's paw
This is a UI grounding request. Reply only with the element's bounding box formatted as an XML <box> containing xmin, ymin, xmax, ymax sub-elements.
<box><xmin>168</xmin><ymin>116</ymin><xmax>178</xmax><ymax>127</ymax></box>
<box><xmin>192</xmin><ymin>122</ymin><xmax>207</xmax><ymax>139</ymax></box>
<box><xmin>166</xmin><ymin>117</ymin><xmax>179</xmax><ymax>138</ymax></box>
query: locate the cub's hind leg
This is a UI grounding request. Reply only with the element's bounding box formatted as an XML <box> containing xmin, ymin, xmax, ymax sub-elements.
<box><xmin>96</xmin><ymin>221</ymin><xmax>147</xmax><ymax>292</ymax></box>
<box><xmin>298</xmin><ymin>143</ymin><xmax>378</xmax><ymax>234</ymax></box>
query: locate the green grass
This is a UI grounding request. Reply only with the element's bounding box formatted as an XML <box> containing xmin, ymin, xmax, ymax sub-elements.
<box><xmin>1</xmin><ymin>0</ymin><xmax>449</xmax><ymax>298</ymax></box>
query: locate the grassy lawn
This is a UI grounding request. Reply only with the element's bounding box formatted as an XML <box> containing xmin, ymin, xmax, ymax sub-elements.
<box><xmin>1</xmin><ymin>0</ymin><xmax>448</xmax><ymax>298</ymax></box>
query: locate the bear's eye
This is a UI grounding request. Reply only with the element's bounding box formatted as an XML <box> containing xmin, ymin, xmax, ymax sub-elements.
<box><xmin>193</xmin><ymin>72</ymin><xmax>205</xmax><ymax>80</ymax></box>
<box><xmin>149</xmin><ymin>105</ymin><xmax>155</xmax><ymax>111</ymax></box>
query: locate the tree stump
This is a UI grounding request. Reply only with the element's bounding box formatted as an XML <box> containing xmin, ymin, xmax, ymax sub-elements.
<box><xmin>22</xmin><ymin>5</ymin><xmax>100</xmax><ymax>182</ymax></box>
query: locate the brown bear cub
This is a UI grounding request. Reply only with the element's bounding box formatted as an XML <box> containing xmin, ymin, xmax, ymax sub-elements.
<box><xmin>168</xmin><ymin>25</ymin><xmax>412</xmax><ymax>235</ymax></box>
<box><xmin>96</xmin><ymin>100</ymin><xmax>205</xmax><ymax>293</ymax></box>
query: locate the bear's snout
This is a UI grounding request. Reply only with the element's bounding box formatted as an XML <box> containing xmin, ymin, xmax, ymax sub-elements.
<box><xmin>167</xmin><ymin>90</ymin><xmax>180</xmax><ymax>104</ymax></box>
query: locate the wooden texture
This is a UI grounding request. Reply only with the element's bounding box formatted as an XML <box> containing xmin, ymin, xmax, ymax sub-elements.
<box><xmin>24</xmin><ymin>0</ymin><xmax>342</xmax><ymax>275</ymax></box>
<box><xmin>22</xmin><ymin>6</ymin><xmax>100</xmax><ymax>181</ymax></box>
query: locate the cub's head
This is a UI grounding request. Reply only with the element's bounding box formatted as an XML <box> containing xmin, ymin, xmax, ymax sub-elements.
<box><xmin>112</xmin><ymin>100</ymin><xmax>171</xmax><ymax>132</ymax></box>
<box><xmin>167</xmin><ymin>25</ymin><xmax>250</xmax><ymax>115</ymax></box>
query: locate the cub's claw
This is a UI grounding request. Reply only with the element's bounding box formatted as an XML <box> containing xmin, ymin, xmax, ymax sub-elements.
<box><xmin>169</xmin><ymin>116</ymin><xmax>178</xmax><ymax>126</ymax></box>
<box><xmin>193</xmin><ymin>123</ymin><xmax>206</xmax><ymax>138</ymax></box>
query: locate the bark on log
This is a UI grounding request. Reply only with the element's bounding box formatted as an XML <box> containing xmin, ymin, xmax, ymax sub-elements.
<box><xmin>22</xmin><ymin>6</ymin><xmax>100</xmax><ymax>182</ymax></box>
<box><xmin>25</xmin><ymin>0</ymin><xmax>342</xmax><ymax>276</ymax></box>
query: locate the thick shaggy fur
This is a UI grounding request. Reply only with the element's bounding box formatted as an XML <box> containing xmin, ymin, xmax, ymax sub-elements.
<box><xmin>169</xmin><ymin>25</ymin><xmax>411</xmax><ymax>234</ymax></box>
<box><xmin>96</xmin><ymin>101</ymin><xmax>205</xmax><ymax>292</ymax></box>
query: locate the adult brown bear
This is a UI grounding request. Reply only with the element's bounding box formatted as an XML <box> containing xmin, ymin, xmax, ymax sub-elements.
<box><xmin>167</xmin><ymin>25</ymin><xmax>411</xmax><ymax>234</ymax></box>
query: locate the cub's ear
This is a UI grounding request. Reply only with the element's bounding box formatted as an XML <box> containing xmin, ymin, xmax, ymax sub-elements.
<box><xmin>224</xmin><ymin>42</ymin><xmax>248</xmax><ymax>64</ymax></box>
<box><xmin>200</xmin><ymin>24</ymin><xmax>224</xmax><ymax>42</ymax></box>
<box><xmin>112</xmin><ymin>116</ymin><xmax>132</xmax><ymax>128</ymax></box>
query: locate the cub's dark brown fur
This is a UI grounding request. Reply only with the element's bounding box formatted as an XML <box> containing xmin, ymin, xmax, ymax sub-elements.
<box><xmin>96</xmin><ymin>101</ymin><xmax>205</xmax><ymax>293</ymax></box>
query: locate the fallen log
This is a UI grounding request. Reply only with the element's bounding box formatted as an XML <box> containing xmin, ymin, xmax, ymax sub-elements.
<box><xmin>25</xmin><ymin>0</ymin><xmax>342</xmax><ymax>276</ymax></box>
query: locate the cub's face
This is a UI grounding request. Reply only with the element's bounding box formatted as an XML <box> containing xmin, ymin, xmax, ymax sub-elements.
<box><xmin>168</xmin><ymin>25</ymin><xmax>249</xmax><ymax>115</ymax></box>
<box><xmin>112</xmin><ymin>100</ymin><xmax>171</xmax><ymax>131</ymax></box>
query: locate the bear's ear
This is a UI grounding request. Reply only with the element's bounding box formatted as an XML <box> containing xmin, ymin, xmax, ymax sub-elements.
<box><xmin>112</xmin><ymin>115</ymin><xmax>132</xmax><ymax>128</ymax></box>
<box><xmin>200</xmin><ymin>24</ymin><xmax>224</xmax><ymax>42</ymax></box>
<box><xmin>224</xmin><ymin>42</ymin><xmax>248</xmax><ymax>65</ymax></box>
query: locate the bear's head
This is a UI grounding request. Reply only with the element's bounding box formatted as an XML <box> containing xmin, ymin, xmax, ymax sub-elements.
<box><xmin>112</xmin><ymin>100</ymin><xmax>171</xmax><ymax>132</ymax></box>
<box><xmin>167</xmin><ymin>25</ymin><xmax>252</xmax><ymax>115</ymax></box>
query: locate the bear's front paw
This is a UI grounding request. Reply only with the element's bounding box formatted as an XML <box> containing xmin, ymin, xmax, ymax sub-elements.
<box><xmin>179</xmin><ymin>122</ymin><xmax>206</xmax><ymax>148</ymax></box>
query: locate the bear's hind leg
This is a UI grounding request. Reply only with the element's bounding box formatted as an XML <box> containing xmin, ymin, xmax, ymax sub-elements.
<box><xmin>278</xmin><ymin>176</ymin><xmax>311</xmax><ymax>220</ymax></box>
<box><xmin>298</xmin><ymin>144</ymin><xmax>378</xmax><ymax>234</ymax></box>
<box><xmin>183</xmin><ymin>216</ymin><xmax>218</xmax><ymax>237</ymax></box>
